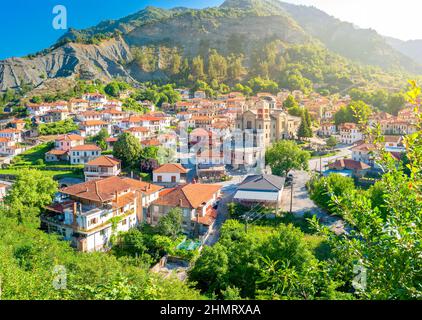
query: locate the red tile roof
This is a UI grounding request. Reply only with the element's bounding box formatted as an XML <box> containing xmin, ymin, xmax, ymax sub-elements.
<box><xmin>86</xmin><ymin>156</ymin><xmax>120</xmax><ymax>167</ymax></box>
<box><xmin>80</xmin><ymin>120</ymin><xmax>108</xmax><ymax>126</ymax></box>
<box><xmin>153</xmin><ymin>163</ymin><xmax>188</xmax><ymax>174</ymax></box>
<box><xmin>56</xmin><ymin>134</ymin><xmax>85</xmax><ymax>142</ymax></box>
<box><xmin>121</xmin><ymin>178</ymin><xmax>163</xmax><ymax>195</ymax></box>
<box><xmin>70</xmin><ymin>144</ymin><xmax>101</xmax><ymax>151</ymax></box>
<box><xmin>328</xmin><ymin>159</ymin><xmax>371</xmax><ymax>171</ymax></box>
<box><xmin>152</xmin><ymin>183</ymin><xmax>220</xmax><ymax>209</ymax></box>
<box><xmin>61</xmin><ymin>176</ymin><xmax>132</xmax><ymax>202</ymax></box>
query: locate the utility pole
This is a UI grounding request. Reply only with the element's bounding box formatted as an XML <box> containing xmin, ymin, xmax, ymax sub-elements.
<box><xmin>290</xmin><ymin>181</ymin><xmax>294</xmax><ymax>214</ymax></box>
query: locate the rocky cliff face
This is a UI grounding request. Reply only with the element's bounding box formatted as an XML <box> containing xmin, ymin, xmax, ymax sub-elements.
<box><xmin>1</xmin><ymin>0</ymin><xmax>422</xmax><ymax>92</ymax></box>
<box><xmin>0</xmin><ymin>37</ymin><xmax>133</xmax><ymax>91</ymax></box>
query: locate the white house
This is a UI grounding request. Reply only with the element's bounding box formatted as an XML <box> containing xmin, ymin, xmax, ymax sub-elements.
<box><xmin>43</xmin><ymin>176</ymin><xmax>148</xmax><ymax>252</ymax></box>
<box><xmin>319</xmin><ymin>122</ymin><xmax>337</xmax><ymax>137</ymax></box>
<box><xmin>153</xmin><ymin>163</ymin><xmax>188</xmax><ymax>186</ymax></box>
<box><xmin>194</xmin><ymin>91</ymin><xmax>206</xmax><ymax>99</ymax></box>
<box><xmin>82</xmin><ymin>93</ymin><xmax>107</xmax><ymax>105</ymax></box>
<box><xmin>339</xmin><ymin>123</ymin><xmax>363</xmax><ymax>145</ymax></box>
<box><xmin>70</xmin><ymin>145</ymin><xmax>101</xmax><ymax>164</ymax></box>
<box><xmin>124</xmin><ymin>127</ymin><xmax>151</xmax><ymax>141</ymax></box>
<box><xmin>79</xmin><ymin>120</ymin><xmax>111</xmax><ymax>137</ymax></box>
<box><xmin>0</xmin><ymin>138</ymin><xmax>23</xmax><ymax>156</ymax></box>
<box><xmin>0</xmin><ymin>128</ymin><xmax>22</xmax><ymax>143</ymax></box>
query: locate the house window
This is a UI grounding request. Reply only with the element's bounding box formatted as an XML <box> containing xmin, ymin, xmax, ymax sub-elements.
<box><xmin>171</xmin><ymin>176</ymin><xmax>176</xmax><ymax>183</ymax></box>
<box><xmin>122</xmin><ymin>219</ymin><xmax>127</xmax><ymax>226</ymax></box>
<box><xmin>157</xmin><ymin>176</ymin><xmax>162</xmax><ymax>182</ymax></box>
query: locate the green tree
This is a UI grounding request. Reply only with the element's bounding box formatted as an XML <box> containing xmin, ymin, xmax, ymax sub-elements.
<box><xmin>387</xmin><ymin>93</ymin><xmax>406</xmax><ymax>115</ymax></box>
<box><xmin>266</xmin><ymin>141</ymin><xmax>310</xmax><ymax>176</ymax></box>
<box><xmin>208</xmin><ymin>50</ymin><xmax>228</xmax><ymax>82</ymax></box>
<box><xmin>297</xmin><ymin>112</ymin><xmax>312</xmax><ymax>140</ymax></box>
<box><xmin>89</xmin><ymin>128</ymin><xmax>109</xmax><ymax>151</ymax></box>
<box><xmin>104</xmin><ymin>82</ymin><xmax>120</xmax><ymax>97</ymax></box>
<box><xmin>309</xmin><ymin>174</ymin><xmax>355</xmax><ymax>215</ymax></box>
<box><xmin>191</xmin><ymin>56</ymin><xmax>206</xmax><ymax>81</ymax></box>
<box><xmin>283</xmin><ymin>95</ymin><xmax>299</xmax><ymax>109</ymax></box>
<box><xmin>156</xmin><ymin>208</ymin><xmax>183</xmax><ymax>240</ymax></box>
<box><xmin>113</xmin><ymin>132</ymin><xmax>142</xmax><ymax>168</ymax></box>
<box><xmin>4</xmin><ymin>169</ymin><xmax>58</xmax><ymax>226</ymax></box>
<box><xmin>334</xmin><ymin>100</ymin><xmax>372</xmax><ymax>125</ymax></box>
<box><xmin>326</xmin><ymin>136</ymin><xmax>338</xmax><ymax>149</ymax></box>
<box><xmin>188</xmin><ymin>243</ymin><xmax>229</xmax><ymax>294</ymax></box>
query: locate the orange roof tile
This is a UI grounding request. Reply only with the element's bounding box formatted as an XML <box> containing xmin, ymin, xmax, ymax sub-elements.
<box><xmin>80</xmin><ymin>120</ymin><xmax>108</xmax><ymax>126</ymax></box>
<box><xmin>70</xmin><ymin>144</ymin><xmax>101</xmax><ymax>151</ymax></box>
<box><xmin>56</xmin><ymin>134</ymin><xmax>85</xmax><ymax>142</ymax></box>
<box><xmin>86</xmin><ymin>156</ymin><xmax>121</xmax><ymax>167</ymax></box>
<box><xmin>121</xmin><ymin>178</ymin><xmax>163</xmax><ymax>195</ymax></box>
<box><xmin>152</xmin><ymin>183</ymin><xmax>220</xmax><ymax>209</ymax></box>
<box><xmin>153</xmin><ymin>163</ymin><xmax>188</xmax><ymax>174</ymax></box>
<box><xmin>61</xmin><ymin>176</ymin><xmax>132</xmax><ymax>202</ymax></box>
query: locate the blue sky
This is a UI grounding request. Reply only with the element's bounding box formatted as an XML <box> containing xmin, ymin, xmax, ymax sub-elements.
<box><xmin>0</xmin><ymin>0</ymin><xmax>222</xmax><ymax>59</ymax></box>
<box><xmin>1</xmin><ymin>0</ymin><xmax>421</xmax><ymax>60</ymax></box>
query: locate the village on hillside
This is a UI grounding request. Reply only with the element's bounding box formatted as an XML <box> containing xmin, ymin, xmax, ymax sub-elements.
<box><xmin>0</xmin><ymin>82</ymin><xmax>417</xmax><ymax>258</ymax></box>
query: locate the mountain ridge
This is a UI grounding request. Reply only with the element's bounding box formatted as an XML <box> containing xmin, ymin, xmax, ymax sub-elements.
<box><xmin>0</xmin><ymin>0</ymin><xmax>420</xmax><ymax>92</ymax></box>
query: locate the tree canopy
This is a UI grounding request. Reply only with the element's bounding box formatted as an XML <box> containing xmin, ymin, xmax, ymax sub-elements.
<box><xmin>266</xmin><ymin>141</ymin><xmax>310</xmax><ymax>176</ymax></box>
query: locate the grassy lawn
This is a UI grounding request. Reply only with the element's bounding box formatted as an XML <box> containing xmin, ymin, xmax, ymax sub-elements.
<box><xmin>0</xmin><ymin>168</ymin><xmax>83</xmax><ymax>180</ymax></box>
<box><xmin>12</xmin><ymin>143</ymin><xmax>52</xmax><ymax>165</ymax></box>
<box><xmin>2</xmin><ymin>142</ymin><xmax>84</xmax><ymax>180</ymax></box>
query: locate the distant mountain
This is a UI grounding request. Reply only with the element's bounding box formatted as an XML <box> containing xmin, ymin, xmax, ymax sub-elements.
<box><xmin>0</xmin><ymin>0</ymin><xmax>420</xmax><ymax>92</ymax></box>
<box><xmin>274</xmin><ymin>1</ymin><xmax>422</xmax><ymax>73</ymax></box>
<box><xmin>385</xmin><ymin>37</ymin><xmax>422</xmax><ymax>65</ymax></box>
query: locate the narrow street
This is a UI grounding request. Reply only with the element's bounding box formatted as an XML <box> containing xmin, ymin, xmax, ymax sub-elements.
<box><xmin>280</xmin><ymin>146</ymin><xmax>352</xmax><ymax>235</ymax></box>
<box><xmin>203</xmin><ymin>172</ymin><xmax>247</xmax><ymax>246</ymax></box>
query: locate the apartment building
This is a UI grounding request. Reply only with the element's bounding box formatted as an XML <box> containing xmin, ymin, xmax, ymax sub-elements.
<box><xmin>42</xmin><ymin>176</ymin><xmax>147</xmax><ymax>252</ymax></box>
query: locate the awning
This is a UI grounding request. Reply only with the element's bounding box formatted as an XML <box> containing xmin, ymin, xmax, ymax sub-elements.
<box><xmin>233</xmin><ymin>190</ymin><xmax>279</xmax><ymax>202</ymax></box>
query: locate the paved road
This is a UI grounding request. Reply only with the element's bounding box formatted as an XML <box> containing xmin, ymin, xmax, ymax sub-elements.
<box><xmin>281</xmin><ymin>146</ymin><xmax>352</xmax><ymax>235</ymax></box>
<box><xmin>280</xmin><ymin>170</ymin><xmax>347</xmax><ymax>234</ymax></box>
<box><xmin>309</xmin><ymin>145</ymin><xmax>353</xmax><ymax>173</ymax></box>
<box><xmin>203</xmin><ymin>172</ymin><xmax>247</xmax><ymax>246</ymax></box>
